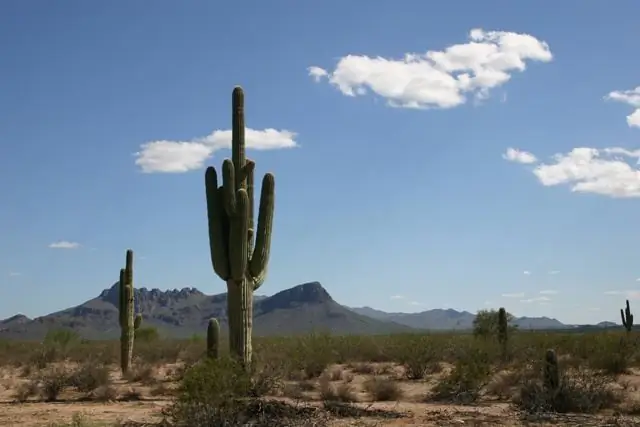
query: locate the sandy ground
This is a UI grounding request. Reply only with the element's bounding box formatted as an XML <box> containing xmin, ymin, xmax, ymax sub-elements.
<box><xmin>0</xmin><ymin>363</ymin><xmax>639</xmax><ymax>427</ymax></box>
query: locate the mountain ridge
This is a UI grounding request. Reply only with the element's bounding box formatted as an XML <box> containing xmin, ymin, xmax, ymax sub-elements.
<box><xmin>0</xmin><ymin>283</ymin><xmax>619</xmax><ymax>340</ymax></box>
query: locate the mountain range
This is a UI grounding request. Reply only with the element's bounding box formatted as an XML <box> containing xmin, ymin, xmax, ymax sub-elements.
<box><xmin>0</xmin><ymin>281</ymin><xmax>618</xmax><ymax>340</ymax></box>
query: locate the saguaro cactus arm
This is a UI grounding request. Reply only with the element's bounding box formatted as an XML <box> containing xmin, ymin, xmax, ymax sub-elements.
<box><xmin>621</xmin><ymin>299</ymin><xmax>634</xmax><ymax>331</ymax></box>
<box><xmin>249</xmin><ymin>173</ymin><xmax>275</xmax><ymax>288</ymax></box>
<box><xmin>205</xmin><ymin>167</ymin><xmax>230</xmax><ymax>280</ymax></box>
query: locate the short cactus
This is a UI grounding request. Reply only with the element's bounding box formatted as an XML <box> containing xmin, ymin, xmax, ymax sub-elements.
<box><xmin>543</xmin><ymin>349</ymin><xmax>559</xmax><ymax>393</ymax></box>
<box><xmin>118</xmin><ymin>249</ymin><xmax>142</xmax><ymax>375</ymax></box>
<box><xmin>621</xmin><ymin>299</ymin><xmax>634</xmax><ymax>332</ymax></box>
<box><xmin>207</xmin><ymin>318</ymin><xmax>220</xmax><ymax>359</ymax></box>
<box><xmin>205</xmin><ymin>87</ymin><xmax>275</xmax><ymax>369</ymax></box>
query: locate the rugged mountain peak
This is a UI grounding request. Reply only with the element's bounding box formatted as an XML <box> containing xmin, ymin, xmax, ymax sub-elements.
<box><xmin>257</xmin><ymin>281</ymin><xmax>332</xmax><ymax>313</ymax></box>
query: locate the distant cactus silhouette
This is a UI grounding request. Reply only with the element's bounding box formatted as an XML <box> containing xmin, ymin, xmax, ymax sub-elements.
<box><xmin>119</xmin><ymin>249</ymin><xmax>142</xmax><ymax>375</ymax></box>
<box><xmin>207</xmin><ymin>318</ymin><xmax>220</xmax><ymax>359</ymax></box>
<box><xmin>621</xmin><ymin>299</ymin><xmax>634</xmax><ymax>332</ymax></box>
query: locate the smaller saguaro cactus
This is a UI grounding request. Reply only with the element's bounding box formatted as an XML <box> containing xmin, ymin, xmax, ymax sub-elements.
<box><xmin>497</xmin><ymin>307</ymin><xmax>508</xmax><ymax>359</ymax></box>
<box><xmin>497</xmin><ymin>307</ymin><xmax>508</xmax><ymax>344</ymax></box>
<box><xmin>119</xmin><ymin>249</ymin><xmax>142</xmax><ymax>375</ymax></box>
<box><xmin>543</xmin><ymin>349</ymin><xmax>560</xmax><ymax>393</ymax></box>
<box><xmin>621</xmin><ymin>299</ymin><xmax>634</xmax><ymax>332</ymax></box>
<box><xmin>207</xmin><ymin>318</ymin><xmax>220</xmax><ymax>359</ymax></box>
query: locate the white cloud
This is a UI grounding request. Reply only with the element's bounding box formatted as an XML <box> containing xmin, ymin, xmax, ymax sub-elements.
<box><xmin>523</xmin><ymin>270</ymin><xmax>531</xmax><ymax>275</ymax></box>
<box><xmin>548</xmin><ymin>270</ymin><xmax>560</xmax><ymax>275</ymax></box>
<box><xmin>507</xmin><ymin>147</ymin><xmax>640</xmax><ymax>198</ymax></box>
<box><xmin>308</xmin><ymin>66</ymin><xmax>328</xmax><ymax>82</ymax></box>
<box><xmin>390</xmin><ymin>295</ymin><xmax>404</xmax><ymax>300</ymax></box>
<box><xmin>539</xmin><ymin>290</ymin><xmax>558</xmax><ymax>295</ymax></box>
<box><xmin>8</xmin><ymin>272</ymin><xmax>21</xmax><ymax>277</ymax></box>
<box><xmin>135</xmin><ymin>128</ymin><xmax>298</xmax><ymax>173</ymax></box>
<box><xmin>502</xmin><ymin>292</ymin><xmax>525</xmax><ymax>298</ymax></box>
<box><xmin>309</xmin><ymin>28</ymin><xmax>552</xmax><ymax>109</ymax></box>
<box><xmin>48</xmin><ymin>241</ymin><xmax>80</xmax><ymax>249</ymax></box>
<box><xmin>409</xmin><ymin>301</ymin><xmax>424</xmax><ymax>306</ymax></box>
<box><xmin>520</xmin><ymin>296</ymin><xmax>551</xmax><ymax>303</ymax></box>
<box><xmin>503</xmin><ymin>148</ymin><xmax>538</xmax><ymax>164</ymax></box>
<box><xmin>605</xmin><ymin>86</ymin><xmax>640</xmax><ymax>128</ymax></box>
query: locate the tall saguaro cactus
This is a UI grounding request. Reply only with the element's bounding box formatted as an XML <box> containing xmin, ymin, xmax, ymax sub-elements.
<box><xmin>205</xmin><ymin>87</ymin><xmax>275</xmax><ymax>369</ymax></box>
<box><xmin>621</xmin><ymin>299</ymin><xmax>634</xmax><ymax>332</ymax></box>
<box><xmin>119</xmin><ymin>249</ymin><xmax>142</xmax><ymax>375</ymax></box>
<box><xmin>207</xmin><ymin>318</ymin><xmax>220</xmax><ymax>359</ymax></box>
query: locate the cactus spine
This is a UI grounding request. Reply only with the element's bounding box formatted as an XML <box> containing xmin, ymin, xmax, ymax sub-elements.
<box><xmin>543</xmin><ymin>349</ymin><xmax>559</xmax><ymax>393</ymax></box>
<box><xmin>207</xmin><ymin>318</ymin><xmax>220</xmax><ymax>359</ymax></box>
<box><xmin>621</xmin><ymin>299</ymin><xmax>634</xmax><ymax>332</ymax></box>
<box><xmin>205</xmin><ymin>87</ymin><xmax>275</xmax><ymax>369</ymax></box>
<box><xmin>119</xmin><ymin>249</ymin><xmax>142</xmax><ymax>375</ymax></box>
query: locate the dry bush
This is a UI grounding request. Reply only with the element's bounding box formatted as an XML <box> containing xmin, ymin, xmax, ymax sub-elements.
<box><xmin>92</xmin><ymin>384</ymin><xmax>118</xmax><ymax>402</ymax></box>
<box><xmin>12</xmin><ymin>380</ymin><xmax>39</xmax><ymax>402</ymax></box>
<box><xmin>125</xmin><ymin>363</ymin><xmax>157</xmax><ymax>385</ymax></box>
<box><xmin>516</xmin><ymin>367</ymin><xmax>621</xmax><ymax>414</ymax></box>
<box><xmin>363</xmin><ymin>377</ymin><xmax>403</xmax><ymax>401</ymax></box>
<box><xmin>38</xmin><ymin>366</ymin><xmax>71</xmax><ymax>401</ymax></box>
<box><xmin>319</xmin><ymin>375</ymin><xmax>357</xmax><ymax>403</ymax></box>
<box><xmin>68</xmin><ymin>362</ymin><xmax>111</xmax><ymax>393</ymax></box>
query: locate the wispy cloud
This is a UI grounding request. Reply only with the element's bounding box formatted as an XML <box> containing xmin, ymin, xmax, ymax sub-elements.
<box><xmin>409</xmin><ymin>301</ymin><xmax>424</xmax><ymax>306</ymax></box>
<box><xmin>390</xmin><ymin>295</ymin><xmax>404</xmax><ymax>300</ymax></box>
<box><xmin>502</xmin><ymin>292</ymin><xmax>525</xmax><ymax>298</ymax></box>
<box><xmin>48</xmin><ymin>241</ymin><xmax>81</xmax><ymax>249</ymax></box>
<box><xmin>8</xmin><ymin>272</ymin><xmax>21</xmax><ymax>277</ymax></box>
<box><xmin>548</xmin><ymin>270</ymin><xmax>560</xmax><ymax>275</ymax></box>
<box><xmin>523</xmin><ymin>270</ymin><xmax>531</xmax><ymax>275</ymax></box>
<box><xmin>520</xmin><ymin>296</ymin><xmax>551</xmax><ymax>303</ymax></box>
<box><xmin>539</xmin><ymin>290</ymin><xmax>558</xmax><ymax>295</ymax></box>
<box><xmin>604</xmin><ymin>290</ymin><xmax>640</xmax><ymax>299</ymax></box>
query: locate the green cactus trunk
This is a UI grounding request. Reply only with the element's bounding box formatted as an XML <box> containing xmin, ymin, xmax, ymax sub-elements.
<box><xmin>207</xmin><ymin>318</ymin><xmax>220</xmax><ymax>359</ymax></box>
<box><xmin>497</xmin><ymin>307</ymin><xmax>508</xmax><ymax>359</ymax></box>
<box><xmin>543</xmin><ymin>348</ymin><xmax>559</xmax><ymax>393</ymax></box>
<box><xmin>119</xmin><ymin>249</ymin><xmax>141</xmax><ymax>375</ymax></box>
<box><xmin>205</xmin><ymin>87</ymin><xmax>275</xmax><ymax>370</ymax></box>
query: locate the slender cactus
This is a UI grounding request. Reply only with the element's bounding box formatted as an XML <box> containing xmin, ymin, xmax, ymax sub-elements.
<box><xmin>543</xmin><ymin>349</ymin><xmax>560</xmax><ymax>393</ymax></box>
<box><xmin>497</xmin><ymin>307</ymin><xmax>508</xmax><ymax>358</ymax></box>
<box><xmin>621</xmin><ymin>299</ymin><xmax>634</xmax><ymax>332</ymax></box>
<box><xmin>207</xmin><ymin>318</ymin><xmax>220</xmax><ymax>359</ymax></box>
<box><xmin>205</xmin><ymin>87</ymin><xmax>275</xmax><ymax>369</ymax></box>
<box><xmin>118</xmin><ymin>249</ymin><xmax>142</xmax><ymax>375</ymax></box>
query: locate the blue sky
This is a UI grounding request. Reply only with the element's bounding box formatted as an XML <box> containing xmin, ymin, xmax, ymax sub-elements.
<box><xmin>1</xmin><ymin>1</ymin><xmax>639</xmax><ymax>325</ymax></box>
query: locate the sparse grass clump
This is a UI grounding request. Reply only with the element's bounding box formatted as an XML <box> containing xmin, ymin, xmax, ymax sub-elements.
<box><xmin>363</xmin><ymin>377</ymin><xmax>403</xmax><ymax>401</ymax></box>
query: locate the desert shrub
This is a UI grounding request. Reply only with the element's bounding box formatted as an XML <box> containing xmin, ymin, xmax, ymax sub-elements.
<box><xmin>44</xmin><ymin>329</ymin><xmax>80</xmax><ymax>349</ymax></box>
<box><xmin>166</xmin><ymin>357</ymin><xmax>258</xmax><ymax>426</ymax></box>
<box><xmin>391</xmin><ymin>337</ymin><xmax>442</xmax><ymax>380</ymax></box>
<box><xmin>319</xmin><ymin>375</ymin><xmax>357</xmax><ymax>403</ymax></box>
<box><xmin>93</xmin><ymin>384</ymin><xmax>118</xmax><ymax>402</ymax></box>
<box><xmin>39</xmin><ymin>366</ymin><xmax>71</xmax><ymax>401</ymax></box>
<box><xmin>364</xmin><ymin>377</ymin><xmax>403</xmax><ymax>401</ymax></box>
<box><xmin>135</xmin><ymin>326</ymin><xmax>160</xmax><ymax>343</ymax></box>
<box><xmin>12</xmin><ymin>381</ymin><xmax>39</xmax><ymax>402</ymax></box>
<box><xmin>429</xmin><ymin>347</ymin><xmax>493</xmax><ymax>404</ymax></box>
<box><xmin>516</xmin><ymin>367</ymin><xmax>621</xmax><ymax>414</ymax></box>
<box><xmin>126</xmin><ymin>363</ymin><xmax>157</xmax><ymax>385</ymax></box>
<box><xmin>68</xmin><ymin>363</ymin><xmax>111</xmax><ymax>392</ymax></box>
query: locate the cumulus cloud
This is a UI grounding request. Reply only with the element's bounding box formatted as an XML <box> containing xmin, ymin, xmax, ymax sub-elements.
<box><xmin>135</xmin><ymin>128</ymin><xmax>298</xmax><ymax>173</ymax></box>
<box><xmin>605</xmin><ymin>86</ymin><xmax>640</xmax><ymax>128</ymax></box>
<box><xmin>49</xmin><ymin>241</ymin><xmax>80</xmax><ymax>249</ymax></box>
<box><xmin>309</xmin><ymin>28</ymin><xmax>552</xmax><ymax>109</ymax></box>
<box><xmin>502</xmin><ymin>292</ymin><xmax>525</xmax><ymax>298</ymax></box>
<box><xmin>503</xmin><ymin>148</ymin><xmax>538</xmax><ymax>164</ymax></box>
<box><xmin>506</xmin><ymin>147</ymin><xmax>640</xmax><ymax>198</ymax></box>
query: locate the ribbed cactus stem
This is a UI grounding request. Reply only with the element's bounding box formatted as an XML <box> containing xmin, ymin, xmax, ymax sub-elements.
<box><xmin>207</xmin><ymin>318</ymin><xmax>220</xmax><ymax>359</ymax></box>
<box><xmin>205</xmin><ymin>87</ymin><xmax>275</xmax><ymax>369</ymax></box>
<box><xmin>543</xmin><ymin>349</ymin><xmax>559</xmax><ymax>393</ymax></box>
<box><xmin>621</xmin><ymin>299</ymin><xmax>634</xmax><ymax>332</ymax></box>
<box><xmin>118</xmin><ymin>249</ymin><xmax>141</xmax><ymax>375</ymax></box>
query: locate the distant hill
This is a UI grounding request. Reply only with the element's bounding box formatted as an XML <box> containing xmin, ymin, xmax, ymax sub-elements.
<box><xmin>0</xmin><ymin>282</ymin><xmax>413</xmax><ymax>340</ymax></box>
<box><xmin>349</xmin><ymin>306</ymin><xmax>570</xmax><ymax>330</ymax></box>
